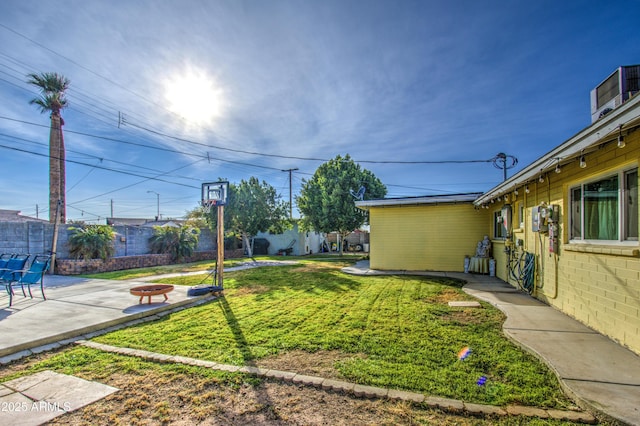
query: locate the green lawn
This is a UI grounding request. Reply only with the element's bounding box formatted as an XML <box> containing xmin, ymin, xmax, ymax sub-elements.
<box><xmin>83</xmin><ymin>257</ymin><xmax>569</xmax><ymax>409</ymax></box>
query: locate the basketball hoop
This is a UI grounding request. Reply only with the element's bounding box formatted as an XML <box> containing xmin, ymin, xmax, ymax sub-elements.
<box><xmin>201</xmin><ymin>181</ymin><xmax>229</xmax><ymax>208</ymax></box>
<box><xmin>200</xmin><ymin>200</ymin><xmax>216</xmax><ymax>215</ymax></box>
<box><xmin>200</xmin><ymin>181</ymin><xmax>228</xmax><ymax>290</ymax></box>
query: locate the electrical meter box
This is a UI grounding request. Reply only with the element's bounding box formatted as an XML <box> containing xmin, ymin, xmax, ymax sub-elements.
<box><xmin>532</xmin><ymin>206</ymin><xmax>542</xmax><ymax>232</ymax></box>
<box><xmin>532</xmin><ymin>204</ymin><xmax>559</xmax><ymax>233</ymax></box>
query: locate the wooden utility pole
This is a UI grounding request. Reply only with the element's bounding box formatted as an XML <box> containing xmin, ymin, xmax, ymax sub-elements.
<box><xmin>281</xmin><ymin>168</ymin><xmax>298</xmax><ymax>218</ymax></box>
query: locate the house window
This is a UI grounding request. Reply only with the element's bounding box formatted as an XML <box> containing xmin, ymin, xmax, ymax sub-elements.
<box><xmin>518</xmin><ymin>203</ymin><xmax>525</xmax><ymax>229</ymax></box>
<box><xmin>569</xmin><ymin>167</ymin><xmax>638</xmax><ymax>242</ymax></box>
<box><xmin>494</xmin><ymin>210</ymin><xmax>507</xmax><ymax>239</ymax></box>
<box><xmin>627</xmin><ymin>169</ymin><xmax>639</xmax><ymax>240</ymax></box>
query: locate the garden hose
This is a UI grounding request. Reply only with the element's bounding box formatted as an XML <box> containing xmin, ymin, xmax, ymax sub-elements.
<box><xmin>521</xmin><ymin>252</ymin><xmax>535</xmax><ymax>294</ymax></box>
<box><xmin>507</xmin><ymin>249</ymin><xmax>536</xmax><ymax>294</ymax></box>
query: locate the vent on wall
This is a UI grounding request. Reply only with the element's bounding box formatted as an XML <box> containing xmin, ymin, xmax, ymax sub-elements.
<box><xmin>590</xmin><ymin>65</ymin><xmax>640</xmax><ymax>123</ymax></box>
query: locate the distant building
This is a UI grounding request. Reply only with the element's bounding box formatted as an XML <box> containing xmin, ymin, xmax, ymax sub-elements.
<box><xmin>0</xmin><ymin>209</ymin><xmax>48</xmax><ymax>223</ymax></box>
<box><xmin>106</xmin><ymin>217</ymin><xmax>184</xmax><ymax>227</ymax></box>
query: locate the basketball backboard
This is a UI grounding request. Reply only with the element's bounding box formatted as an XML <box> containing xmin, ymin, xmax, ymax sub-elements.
<box><xmin>201</xmin><ymin>181</ymin><xmax>229</xmax><ymax>207</ymax></box>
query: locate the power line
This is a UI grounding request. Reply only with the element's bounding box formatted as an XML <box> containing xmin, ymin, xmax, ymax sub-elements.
<box><xmin>2</xmin><ymin>58</ymin><xmax>500</xmax><ymax>168</ymax></box>
<box><xmin>0</xmin><ymin>131</ymin><xmax>203</xmax><ymax>183</ymax></box>
<box><xmin>0</xmin><ymin>142</ymin><xmax>200</xmax><ymax>189</ymax></box>
<box><xmin>0</xmin><ymin>49</ymin><xmax>166</xmax><ymax>132</ymax></box>
<box><xmin>124</xmin><ymin>118</ymin><xmax>498</xmax><ymax>165</ymax></box>
<box><xmin>0</xmin><ymin>24</ymin><xmax>218</xmax><ymax>130</ymax></box>
<box><xmin>0</xmin><ymin>22</ymin><xmax>162</xmax><ymax>110</ymax></box>
<box><xmin>0</xmin><ymin>115</ymin><xmax>286</xmax><ymax>172</ymax></box>
<box><xmin>68</xmin><ymin>159</ymin><xmax>204</xmax><ymax>206</ymax></box>
<box><xmin>123</xmin><ymin>119</ymin><xmax>328</xmax><ymax>162</ymax></box>
<box><xmin>0</xmin><ymin>24</ymin><xmax>512</xmax><ymax>175</ymax></box>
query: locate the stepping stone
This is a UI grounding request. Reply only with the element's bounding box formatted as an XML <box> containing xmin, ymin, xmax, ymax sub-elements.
<box><xmin>0</xmin><ymin>370</ymin><xmax>118</xmax><ymax>426</ymax></box>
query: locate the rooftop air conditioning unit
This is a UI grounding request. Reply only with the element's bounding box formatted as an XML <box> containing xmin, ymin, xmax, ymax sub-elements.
<box><xmin>590</xmin><ymin>65</ymin><xmax>640</xmax><ymax>123</ymax></box>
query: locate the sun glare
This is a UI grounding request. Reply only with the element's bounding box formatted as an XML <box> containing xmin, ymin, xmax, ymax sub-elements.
<box><xmin>165</xmin><ymin>69</ymin><xmax>223</xmax><ymax>125</ymax></box>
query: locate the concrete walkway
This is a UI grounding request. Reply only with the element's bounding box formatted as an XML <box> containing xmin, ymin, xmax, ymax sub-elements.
<box><xmin>343</xmin><ymin>261</ymin><xmax>640</xmax><ymax>426</ymax></box>
<box><xmin>0</xmin><ymin>274</ymin><xmax>206</xmax><ymax>360</ymax></box>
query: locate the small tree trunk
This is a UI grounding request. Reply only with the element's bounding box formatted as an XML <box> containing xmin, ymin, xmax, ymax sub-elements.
<box><xmin>242</xmin><ymin>233</ymin><xmax>253</xmax><ymax>257</ymax></box>
<box><xmin>340</xmin><ymin>232</ymin><xmax>348</xmax><ymax>256</ymax></box>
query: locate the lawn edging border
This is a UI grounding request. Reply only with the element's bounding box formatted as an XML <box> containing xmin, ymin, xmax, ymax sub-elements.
<box><xmin>75</xmin><ymin>340</ymin><xmax>597</xmax><ymax>424</ymax></box>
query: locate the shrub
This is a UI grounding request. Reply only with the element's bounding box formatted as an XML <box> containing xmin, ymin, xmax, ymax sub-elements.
<box><xmin>67</xmin><ymin>225</ymin><xmax>116</xmax><ymax>260</ymax></box>
<box><xmin>148</xmin><ymin>226</ymin><xmax>200</xmax><ymax>261</ymax></box>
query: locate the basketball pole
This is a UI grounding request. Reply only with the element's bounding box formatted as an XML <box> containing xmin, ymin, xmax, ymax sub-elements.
<box><xmin>217</xmin><ymin>204</ymin><xmax>224</xmax><ymax>288</ymax></box>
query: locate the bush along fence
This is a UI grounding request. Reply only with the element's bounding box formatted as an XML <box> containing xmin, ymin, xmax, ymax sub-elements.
<box><xmin>56</xmin><ymin>249</ymin><xmax>244</xmax><ymax>275</ymax></box>
<box><xmin>0</xmin><ymin>221</ymin><xmax>244</xmax><ymax>275</ymax></box>
<box><xmin>0</xmin><ymin>222</ymin><xmax>218</xmax><ymax>259</ymax></box>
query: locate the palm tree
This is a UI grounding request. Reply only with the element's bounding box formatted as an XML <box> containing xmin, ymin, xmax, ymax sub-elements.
<box><xmin>27</xmin><ymin>72</ymin><xmax>70</xmax><ymax>223</ymax></box>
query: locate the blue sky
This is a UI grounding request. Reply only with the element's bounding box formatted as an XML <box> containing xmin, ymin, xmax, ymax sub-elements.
<box><xmin>0</xmin><ymin>0</ymin><xmax>638</xmax><ymax>222</ymax></box>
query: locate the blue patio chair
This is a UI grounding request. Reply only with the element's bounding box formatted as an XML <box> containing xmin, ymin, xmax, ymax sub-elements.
<box><xmin>4</xmin><ymin>255</ymin><xmax>50</xmax><ymax>306</ymax></box>
<box><xmin>0</xmin><ymin>253</ymin><xmax>12</xmax><ymax>269</ymax></box>
<box><xmin>0</xmin><ymin>254</ymin><xmax>29</xmax><ymax>284</ymax></box>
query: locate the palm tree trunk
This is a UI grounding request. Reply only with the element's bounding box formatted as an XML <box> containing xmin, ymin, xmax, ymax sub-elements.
<box><xmin>49</xmin><ymin>113</ymin><xmax>65</xmax><ymax>223</ymax></box>
<box><xmin>59</xmin><ymin>118</ymin><xmax>66</xmax><ymax>223</ymax></box>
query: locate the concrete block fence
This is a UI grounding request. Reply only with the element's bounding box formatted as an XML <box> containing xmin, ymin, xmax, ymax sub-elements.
<box><xmin>56</xmin><ymin>249</ymin><xmax>244</xmax><ymax>275</ymax></box>
<box><xmin>0</xmin><ymin>221</ymin><xmax>242</xmax><ymax>275</ymax></box>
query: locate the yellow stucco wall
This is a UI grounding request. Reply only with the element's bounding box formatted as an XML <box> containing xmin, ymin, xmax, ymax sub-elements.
<box><xmin>495</xmin><ymin>129</ymin><xmax>640</xmax><ymax>354</ymax></box>
<box><xmin>369</xmin><ymin>203</ymin><xmax>490</xmax><ymax>271</ymax></box>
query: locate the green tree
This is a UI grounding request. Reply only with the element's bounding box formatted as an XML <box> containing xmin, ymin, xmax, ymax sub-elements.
<box><xmin>67</xmin><ymin>225</ymin><xmax>115</xmax><ymax>260</ymax></box>
<box><xmin>296</xmin><ymin>154</ymin><xmax>386</xmax><ymax>254</ymax></box>
<box><xmin>208</xmin><ymin>177</ymin><xmax>290</xmax><ymax>257</ymax></box>
<box><xmin>148</xmin><ymin>226</ymin><xmax>200</xmax><ymax>261</ymax></box>
<box><xmin>27</xmin><ymin>72</ymin><xmax>70</xmax><ymax>223</ymax></box>
<box><xmin>184</xmin><ymin>207</ymin><xmax>209</xmax><ymax>230</ymax></box>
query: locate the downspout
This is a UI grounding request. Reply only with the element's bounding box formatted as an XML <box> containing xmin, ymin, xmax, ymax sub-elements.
<box><xmin>547</xmin><ymin>173</ymin><xmax>558</xmax><ymax>299</ymax></box>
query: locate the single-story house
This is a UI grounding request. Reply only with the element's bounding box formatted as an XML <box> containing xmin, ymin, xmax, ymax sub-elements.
<box><xmin>0</xmin><ymin>209</ymin><xmax>48</xmax><ymax>223</ymax></box>
<box><xmin>357</xmin><ymin>69</ymin><xmax>640</xmax><ymax>355</ymax></box>
<box><xmin>356</xmin><ymin>193</ymin><xmax>487</xmax><ymax>272</ymax></box>
<box><xmin>255</xmin><ymin>222</ymin><xmax>325</xmax><ymax>256</ymax></box>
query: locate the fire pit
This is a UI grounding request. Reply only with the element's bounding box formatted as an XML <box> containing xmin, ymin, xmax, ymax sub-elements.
<box><xmin>129</xmin><ymin>284</ymin><xmax>174</xmax><ymax>304</ymax></box>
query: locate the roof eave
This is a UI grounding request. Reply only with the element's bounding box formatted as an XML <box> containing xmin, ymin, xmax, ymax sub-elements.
<box><xmin>356</xmin><ymin>193</ymin><xmax>483</xmax><ymax>210</ymax></box>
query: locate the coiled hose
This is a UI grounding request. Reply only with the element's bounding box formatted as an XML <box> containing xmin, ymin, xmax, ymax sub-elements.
<box><xmin>521</xmin><ymin>252</ymin><xmax>535</xmax><ymax>294</ymax></box>
<box><xmin>508</xmin><ymin>250</ymin><xmax>536</xmax><ymax>294</ymax></box>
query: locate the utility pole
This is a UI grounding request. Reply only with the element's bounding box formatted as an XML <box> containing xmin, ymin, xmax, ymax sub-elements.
<box><xmin>492</xmin><ymin>153</ymin><xmax>518</xmax><ymax>182</ymax></box>
<box><xmin>281</xmin><ymin>168</ymin><xmax>298</xmax><ymax>218</ymax></box>
<box><xmin>147</xmin><ymin>190</ymin><xmax>160</xmax><ymax>220</ymax></box>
